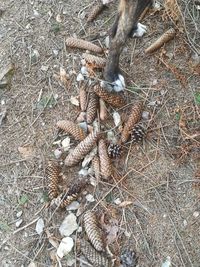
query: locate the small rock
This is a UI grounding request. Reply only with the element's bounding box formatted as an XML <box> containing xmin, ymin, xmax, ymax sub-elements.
<box><xmin>113</xmin><ymin>111</ymin><xmax>121</xmax><ymax>126</ymax></box>
<box><xmin>142</xmin><ymin>111</ymin><xmax>150</xmax><ymax>120</ymax></box>
<box><xmin>59</xmin><ymin>213</ymin><xmax>78</xmax><ymax>237</ymax></box>
<box><xmin>114</xmin><ymin>198</ymin><xmax>121</xmax><ymax>205</ymax></box>
<box><xmin>81</xmin><ymin>66</ymin><xmax>89</xmax><ymax>76</ymax></box>
<box><xmin>161</xmin><ymin>256</ymin><xmax>171</xmax><ymax>267</ymax></box>
<box><xmin>77</xmin><ymin>226</ymin><xmax>82</xmax><ymax>233</ymax></box>
<box><xmin>77</xmin><ymin>73</ymin><xmax>84</xmax><ymax>82</ymax></box>
<box><xmin>16</xmin><ymin>219</ymin><xmax>23</xmax><ymax>228</ymax></box>
<box><xmin>66</xmin><ymin>201</ymin><xmax>80</xmax><ymax>211</ymax></box>
<box><xmin>61</xmin><ymin>137</ymin><xmax>71</xmax><ymax>152</ymax></box>
<box><xmin>57</xmin><ymin>237</ymin><xmax>74</xmax><ymax>258</ymax></box>
<box><xmin>54</xmin><ymin>148</ymin><xmax>62</xmax><ymax>159</ymax></box>
<box><xmin>104</xmin><ymin>36</ymin><xmax>110</xmax><ymax>48</ymax></box>
<box><xmin>33</xmin><ymin>9</ymin><xmax>40</xmax><ymax>17</ymax></box>
<box><xmin>41</xmin><ymin>65</ymin><xmax>49</xmax><ymax>72</ymax></box>
<box><xmin>79</xmin><ymin>121</ymin><xmax>87</xmax><ymax>132</ymax></box>
<box><xmin>31</xmin><ymin>49</ymin><xmax>40</xmax><ymax>63</ymax></box>
<box><xmin>85</xmin><ymin>194</ymin><xmax>95</xmax><ymax>202</ymax></box>
<box><xmin>193</xmin><ymin>211</ymin><xmax>199</xmax><ymax>218</ymax></box>
<box><xmin>79</xmin><ymin>168</ymin><xmax>89</xmax><ymax>176</ymax></box>
<box><xmin>35</xmin><ymin>218</ymin><xmax>45</xmax><ymax>235</ymax></box>
<box><xmin>16</xmin><ymin>211</ymin><xmax>23</xmax><ymax>218</ymax></box>
<box><xmin>53</xmin><ymin>49</ymin><xmax>59</xmax><ymax>56</ymax></box>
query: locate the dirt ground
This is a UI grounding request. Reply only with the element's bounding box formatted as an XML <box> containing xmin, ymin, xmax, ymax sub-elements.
<box><xmin>0</xmin><ymin>0</ymin><xmax>200</xmax><ymax>266</ymax></box>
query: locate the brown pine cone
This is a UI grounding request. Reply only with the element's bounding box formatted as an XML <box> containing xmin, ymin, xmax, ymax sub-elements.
<box><xmin>108</xmin><ymin>143</ymin><xmax>122</xmax><ymax>158</ymax></box>
<box><xmin>57</xmin><ymin>179</ymin><xmax>87</xmax><ymax>208</ymax></box>
<box><xmin>56</xmin><ymin>120</ymin><xmax>86</xmax><ymax>141</ymax></box>
<box><xmin>84</xmin><ymin>211</ymin><xmax>104</xmax><ymax>252</ymax></box>
<box><xmin>64</xmin><ymin>131</ymin><xmax>101</xmax><ymax>167</ymax></box>
<box><xmin>46</xmin><ymin>161</ymin><xmax>60</xmax><ymax>200</ymax></box>
<box><xmin>87</xmin><ymin>2</ymin><xmax>105</xmax><ymax>22</ymax></box>
<box><xmin>79</xmin><ymin>85</ymin><xmax>88</xmax><ymax>112</ymax></box>
<box><xmin>92</xmin><ymin>155</ymin><xmax>101</xmax><ymax>180</ymax></box>
<box><xmin>131</xmin><ymin>123</ymin><xmax>145</xmax><ymax>143</ymax></box>
<box><xmin>83</xmin><ymin>53</ymin><xmax>106</xmax><ymax>69</ymax></box>
<box><xmin>145</xmin><ymin>28</ymin><xmax>176</xmax><ymax>54</ymax></box>
<box><xmin>66</xmin><ymin>37</ymin><xmax>103</xmax><ymax>54</ymax></box>
<box><xmin>98</xmin><ymin>139</ymin><xmax>113</xmax><ymax>179</ymax></box>
<box><xmin>86</xmin><ymin>92</ymin><xmax>99</xmax><ymax>124</ymax></box>
<box><xmin>94</xmin><ymin>85</ymin><xmax>126</xmax><ymax>108</ymax></box>
<box><xmin>81</xmin><ymin>239</ymin><xmax>111</xmax><ymax>267</ymax></box>
<box><xmin>121</xmin><ymin>102</ymin><xmax>143</xmax><ymax>143</ymax></box>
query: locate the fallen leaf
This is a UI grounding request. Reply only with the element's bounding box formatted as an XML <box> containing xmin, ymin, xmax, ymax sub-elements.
<box><xmin>118</xmin><ymin>200</ymin><xmax>133</xmax><ymax>208</ymax></box>
<box><xmin>57</xmin><ymin>237</ymin><xmax>74</xmax><ymax>258</ymax></box>
<box><xmin>18</xmin><ymin>145</ymin><xmax>35</xmax><ymax>159</ymax></box>
<box><xmin>60</xmin><ymin>67</ymin><xmax>69</xmax><ymax>88</ymax></box>
<box><xmin>46</xmin><ymin>229</ymin><xmax>59</xmax><ymax>249</ymax></box>
<box><xmin>70</xmin><ymin>96</ymin><xmax>79</xmax><ymax>106</ymax></box>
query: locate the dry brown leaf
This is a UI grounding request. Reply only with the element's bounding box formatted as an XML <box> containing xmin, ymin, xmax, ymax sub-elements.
<box><xmin>118</xmin><ymin>200</ymin><xmax>133</xmax><ymax>207</ymax></box>
<box><xmin>99</xmin><ymin>99</ymin><xmax>108</xmax><ymax>121</ymax></box>
<box><xmin>60</xmin><ymin>67</ymin><xmax>69</xmax><ymax>88</ymax></box>
<box><xmin>18</xmin><ymin>145</ymin><xmax>35</xmax><ymax>159</ymax></box>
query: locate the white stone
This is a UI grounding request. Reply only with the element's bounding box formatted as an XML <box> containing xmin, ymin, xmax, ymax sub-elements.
<box><xmin>35</xmin><ymin>218</ymin><xmax>45</xmax><ymax>235</ymax></box>
<box><xmin>85</xmin><ymin>194</ymin><xmax>95</xmax><ymax>202</ymax></box>
<box><xmin>193</xmin><ymin>211</ymin><xmax>199</xmax><ymax>218</ymax></box>
<box><xmin>16</xmin><ymin>219</ymin><xmax>23</xmax><ymax>228</ymax></box>
<box><xmin>66</xmin><ymin>201</ymin><xmax>80</xmax><ymax>211</ymax></box>
<box><xmin>16</xmin><ymin>211</ymin><xmax>23</xmax><ymax>218</ymax></box>
<box><xmin>61</xmin><ymin>137</ymin><xmax>71</xmax><ymax>152</ymax></box>
<box><xmin>59</xmin><ymin>213</ymin><xmax>78</xmax><ymax>237</ymax></box>
<box><xmin>57</xmin><ymin>237</ymin><xmax>74</xmax><ymax>258</ymax></box>
<box><xmin>114</xmin><ymin>198</ymin><xmax>121</xmax><ymax>205</ymax></box>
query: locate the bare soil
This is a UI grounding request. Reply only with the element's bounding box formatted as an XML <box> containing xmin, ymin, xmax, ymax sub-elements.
<box><xmin>0</xmin><ymin>0</ymin><xmax>199</xmax><ymax>267</ymax></box>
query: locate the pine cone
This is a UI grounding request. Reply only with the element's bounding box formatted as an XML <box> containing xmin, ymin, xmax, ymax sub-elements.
<box><xmin>98</xmin><ymin>139</ymin><xmax>113</xmax><ymax>179</ymax></box>
<box><xmin>145</xmin><ymin>28</ymin><xmax>176</xmax><ymax>54</ymax></box>
<box><xmin>87</xmin><ymin>2</ymin><xmax>105</xmax><ymax>22</ymax></box>
<box><xmin>86</xmin><ymin>92</ymin><xmax>99</xmax><ymax>124</ymax></box>
<box><xmin>121</xmin><ymin>102</ymin><xmax>143</xmax><ymax>143</ymax></box>
<box><xmin>92</xmin><ymin>155</ymin><xmax>101</xmax><ymax>180</ymax></box>
<box><xmin>94</xmin><ymin>85</ymin><xmax>126</xmax><ymax>108</ymax></box>
<box><xmin>120</xmin><ymin>248</ymin><xmax>138</xmax><ymax>267</ymax></box>
<box><xmin>58</xmin><ymin>179</ymin><xmax>87</xmax><ymax>208</ymax></box>
<box><xmin>84</xmin><ymin>211</ymin><xmax>104</xmax><ymax>252</ymax></box>
<box><xmin>46</xmin><ymin>161</ymin><xmax>60</xmax><ymax>200</ymax></box>
<box><xmin>64</xmin><ymin>131</ymin><xmax>101</xmax><ymax>167</ymax></box>
<box><xmin>79</xmin><ymin>85</ymin><xmax>88</xmax><ymax>112</ymax></box>
<box><xmin>81</xmin><ymin>239</ymin><xmax>111</xmax><ymax>267</ymax></box>
<box><xmin>83</xmin><ymin>53</ymin><xmax>106</xmax><ymax>69</ymax></box>
<box><xmin>66</xmin><ymin>37</ymin><xmax>103</xmax><ymax>53</ymax></box>
<box><xmin>56</xmin><ymin>120</ymin><xmax>86</xmax><ymax>141</ymax></box>
<box><xmin>131</xmin><ymin>124</ymin><xmax>145</xmax><ymax>143</ymax></box>
<box><xmin>108</xmin><ymin>143</ymin><xmax>122</xmax><ymax>158</ymax></box>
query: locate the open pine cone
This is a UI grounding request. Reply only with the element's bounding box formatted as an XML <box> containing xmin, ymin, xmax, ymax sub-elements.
<box><xmin>108</xmin><ymin>143</ymin><xmax>122</xmax><ymax>158</ymax></box>
<box><xmin>131</xmin><ymin>123</ymin><xmax>145</xmax><ymax>143</ymax></box>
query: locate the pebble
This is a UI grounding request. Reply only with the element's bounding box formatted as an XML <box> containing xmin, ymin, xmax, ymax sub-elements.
<box><xmin>16</xmin><ymin>210</ymin><xmax>23</xmax><ymax>218</ymax></box>
<box><xmin>16</xmin><ymin>219</ymin><xmax>23</xmax><ymax>228</ymax></box>
<box><xmin>59</xmin><ymin>213</ymin><xmax>78</xmax><ymax>237</ymax></box>
<box><xmin>193</xmin><ymin>211</ymin><xmax>199</xmax><ymax>218</ymax></box>
<box><xmin>85</xmin><ymin>194</ymin><xmax>95</xmax><ymax>202</ymax></box>
<box><xmin>66</xmin><ymin>201</ymin><xmax>80</xmax><ymax>211</ymax></box>
<box><xmin>57</xmin><ymin>237</ymin><xmax>74</xmax><ymax>258</ymax></box>
<box><xmin>35</xmin><ymin>218</ymin><xmax>45</xmax><ymax>235</ymax></box>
